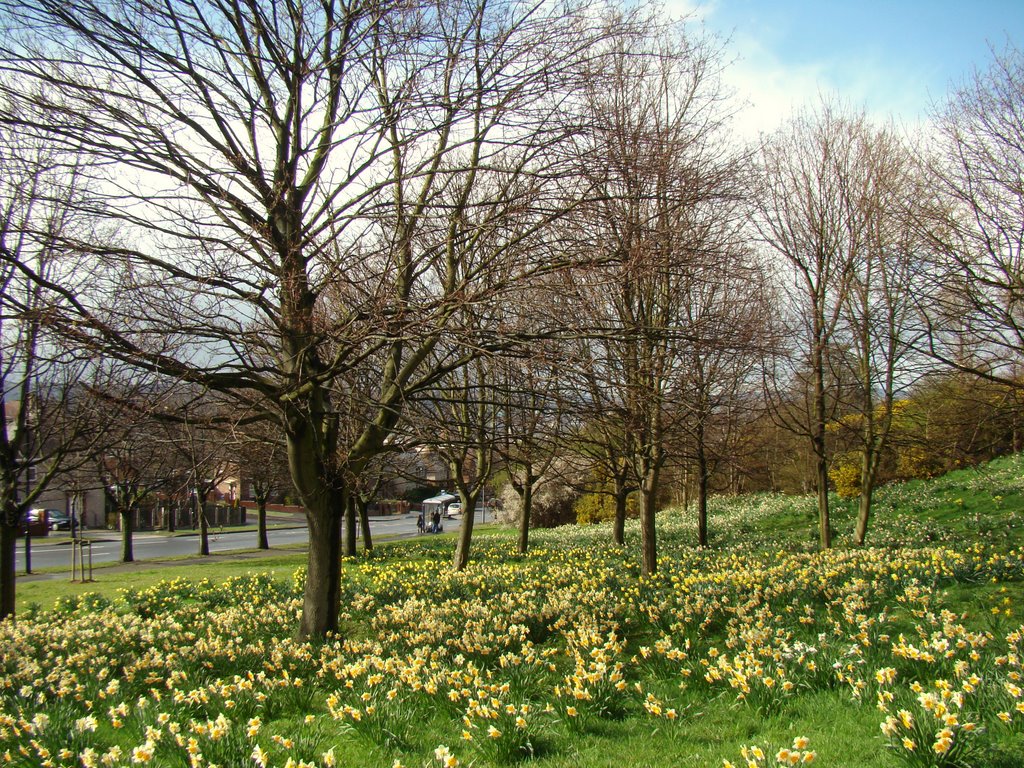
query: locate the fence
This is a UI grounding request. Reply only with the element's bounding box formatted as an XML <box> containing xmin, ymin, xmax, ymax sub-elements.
<box><xmin>110</xmin><ymin>503</ymin><xmax>247</xmax><ymax>531</ymax></box>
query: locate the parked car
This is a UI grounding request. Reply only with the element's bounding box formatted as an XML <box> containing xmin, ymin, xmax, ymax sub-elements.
<box><xmin>446</xmin><ymin>502</ymin><xmax>462</xmax><ymax>518</ymax></box>
<box><xmin>47</xmin><ymin>510</ymin><xmax>73</xmax><ymax>531</ymax></box>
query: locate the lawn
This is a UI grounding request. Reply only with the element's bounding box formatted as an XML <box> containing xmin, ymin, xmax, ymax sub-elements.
<box><xmin>2</xmin><ymin>456</ymin><xmax>1023</xmax><ymax>767</ymax></box>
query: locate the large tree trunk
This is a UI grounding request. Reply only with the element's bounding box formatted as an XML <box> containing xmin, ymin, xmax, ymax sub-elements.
<box><xmin>286</xmin><ymin>407</ymin><xmax>345</xmax><ymax>639</ymax></box>
<box><xmin>1</xmin><ymin>521</ymin><xmax>16</xmax><ymax>620</ymax></box>
<box><xmin>815</xmin><ymin>450</ymin><xmax>830</xmax><ymax>548</ymax></box>
<box><xmin>120</xmin><ymin>508</ymin><xmax>134</xmax><ymax>563</ymax></box>
<box><xmin>298</xmin><ymin>489</ymin><xmax>344</xmax><ymax>639</ymax></box>
<box><xmin>854</xmin><ymin>477</ymin><xmax>874</xmax><ymax>546</ymax></box>
<box><xmin>454</xmin><ymin>491</ymin><xmax>480</xmax><ymax>572</ymax></box>
<box><xmin>854</xmin><ymin>442</ymin><xmax>882</xmax><ymax>546</ymax></box>
<box><xmin>197</xmin><ymin>497</ymin><xmax>210</xmax><ymax>556</ymax></box>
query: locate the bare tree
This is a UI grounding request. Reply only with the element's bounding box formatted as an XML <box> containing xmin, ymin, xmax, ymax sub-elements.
<box><xmin>408</xmin><ymin>343</ymin><xmax>497</xmax><ymax>572</ymax></box>
<box><xmin>491</xmin><ymin>313</ymin><xmax>566</xmax><ymax>554</ymax></box>
<box><xmin>162</xmin><ymin>395</ymin><xmax>238</xmax><ymax>556</ymax></box>
<box><xmin>0</xmin><ymin>0</ymin><xmax>623</xmax><ymax>637</ymax></box>
<box><xmin>673</xmin><ymin>251</ymin><xmax>770</xmax><ymax>547</ymax></box>
<box><xmin>0</xmin><ymin>127</ymin><xmax>112</xmax><ymax>618</ymax></box>
<box><xmin>831</xmin><ymin>125</ymin><xmax>925</xmax><ymax>545</ymax></box>
<box><xmin>97</xmin><ymin>405</ymin><xmax>176</xmax><ymax>562</ymax></box>
<box><xmin>396</xmin><ymin>253</ymin><xmax>541</xmax><ymax>568</ymax></box>
<box><xmin>233</xmin><ymin>420</ymin><xmax>289</xmax><ymax>551</ymax></box>
<box><xmin>559</xmin><ymin>318</ymin><xmax>636</xmax><ymax>546</ymax></box>
<box><xmin>919</xmin><ymin>43</ymin><xmax>1024</xmax><ymax>386</ymax></box>
<box><xmin>447</xmin><ymin>362</ymin><xmax>495</xmax><ymax>573</ymax></box>
<box><xmin>348</xmin><ymin>461</ymin><xmax>387</xmax><ymax>554</ymax></box>
<box><xmin>565</xmin><ymin>20</ymin><xmax>737</xmax><ymax>574</ymax></box>
<box><xmin>754</xmin><ymin>102</ymin><xmax>872</xmax><ymax>550</ymax></box>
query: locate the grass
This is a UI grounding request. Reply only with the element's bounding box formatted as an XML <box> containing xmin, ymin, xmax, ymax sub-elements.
<box><xmin>3</xmin><ymin>458</ymin><xmax>1024</xmax><ymax>768</ymax></box>
<box><xmin>15</xmin><ymin>553</ymin><xmax>308</xmax><ymax>614</ymax></box>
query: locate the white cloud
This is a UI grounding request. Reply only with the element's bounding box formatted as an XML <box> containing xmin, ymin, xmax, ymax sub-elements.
<box><xmin>722</xmin><ymin>42</ymin><xmax>828</xmax><ymax>139</ymax></box>
<box><xmin>660</xmin><ymin>0</ymin><xmax>714</xmax><ymax>23</ymax></box>
<box><xmin>715</xmin><ymin>32</ymin><xmax>936</xmax><ymax>142</ymax></box>
<box><xmin>666</xmin><ymin>2</ymin><xmax>945</xmax><ymax>141</ymax></box>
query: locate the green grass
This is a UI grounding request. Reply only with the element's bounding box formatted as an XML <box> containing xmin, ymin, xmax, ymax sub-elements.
<box><xmin>699</xmin><ymin>452</ymin><xmax>1024</xmax><ymax>552</ymax></box>
<box><xmin>512</xmin><ymin>691</ymin><xmax>901</xmax><ymax>768</ymax></box>
<box><xmin>15</xmin><ymin>553</ymin><xmax>308</xmax><ymax>614</ymax></box>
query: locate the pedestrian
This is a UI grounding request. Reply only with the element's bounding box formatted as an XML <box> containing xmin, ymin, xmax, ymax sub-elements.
<box><xmin>432</xmin><ymin>510</ymin><xmax>441</xmax><ymax>533</ymax></box>
<box><xmin>417</xmin><ymin>511</ymin><xmax>425</xmax><ymax>534</ymax></box>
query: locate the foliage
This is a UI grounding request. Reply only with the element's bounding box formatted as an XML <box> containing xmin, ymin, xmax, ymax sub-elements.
<box><xmin>497</xmin><ymin>473</ymin><xmax>580</xmax><ymax>529</ymax></box>
<box><xmin>828</xmin><ymin>452</ymin><xmax>862</xmax><ymax>499</ymax></box>
<box><xmin>575</xmin><ymin>491</ymin><xmax>618</xmax><ymax>525</ymax></box>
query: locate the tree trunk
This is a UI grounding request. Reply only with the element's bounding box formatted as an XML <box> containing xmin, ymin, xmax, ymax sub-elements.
<box><xmin>286</xmin><ymin>409</ymin><xmax>344</xmax><ymax>639</ymax></box>
<box><xmin>257</xmin><ymin>498</ymin><xmax>269</xmax><ymax>550</ymax></box>
<box><xmin>516</xmin><ymin>477</ymin><xmax>533</xmax><ymax>554</ymax></box>
<box><xmin>344</xmin><ymin>491</ymin><xmax>357</xmax><ymax>557</ymax></box>
<box><xmin>120</xmin><ymin>508</ymin><xmax>134</xmax><ymax>563</ymax></box>
<box><xmin>166</xmin><ymin>505</ymin><xmax>176</xmax><ymax>533</ymax></box>
<box><xmin>639</xmin><ymin>465</ymin><xmax>660</xmax><ymax>576</ymax></box>
<box><xmin>812</xmin><ymin>343</ymin><xmax>832</xmax><ymax>549</ymax></box>
<box><xmin>1</xmin><ymin>522</ymin><xmax>16</xmax><ymax>620</ymax></box>
<box><xmin>198</xmin><ymin>497</ymin><xmax>210</xmax><ymax>556</ymax></box>
<box><xmin>454</xmin><ymin>491</ymin><xmax>480</xmax><ymax>572</ymax></box>
<box><xmin>854</xmin><ymin>444</ymin><xmax>881</xmax><ymax>546</ymax></box>
<box><xmin>854</xmin><ymin>478</ymin><xmax>874</xmax><ymax>546</ymax></box>
<box><xmin>612</xmin><ymin>481</ymin><xmax>628</xmax><ymax>547</ymax></box>
<box><xmin>815</xmin><ymin>452</ymin><xmax>830</xmax><ymax>548</ymax></box>
<box><xmin>696</xmin><ymin>437</ymin><xmax>709</xmax><ymax>548</ymax></box>
<box><xmin>357</xmin><ymin>496</ymin><xmax>373</xmax><ymax>552</ymax></box>
<box><xmin>297</xmin><ymin>489</ymin><xmax>343</xmax><ymax>639</ymax></box>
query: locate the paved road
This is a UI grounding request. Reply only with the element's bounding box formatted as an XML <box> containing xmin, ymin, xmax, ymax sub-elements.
<box><xmin>15</xmin><ymin>509</ymin><xmax>492</xmax><ymax>575</ymax></box>
<box><xmin>16</xmin><ymin>525</ymin><xmax>311</xmax><ymax>573</ymax></box>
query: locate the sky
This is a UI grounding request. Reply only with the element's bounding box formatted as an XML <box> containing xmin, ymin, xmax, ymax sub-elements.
<box><xmin>670</xmin><ymin>0</ymin><xmax>1024</xmax><ymax>138</ymax></box>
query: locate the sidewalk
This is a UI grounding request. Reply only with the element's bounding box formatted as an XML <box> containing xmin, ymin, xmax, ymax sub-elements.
<box><xmin>41</xmin><ymin>523</ymin><xmax>309</xmax><ymax>545</ymax></box>
<box><xmin>41</xmin><ymin>512</ymin><xmax>409</xmax><ymax>543</ymax></box>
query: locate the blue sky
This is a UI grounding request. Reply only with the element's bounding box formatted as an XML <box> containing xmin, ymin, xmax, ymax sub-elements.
<box><xmin>672</xmin><ymin>1</ymin><xmax>1024</xmax><ymax>136</ymax></box>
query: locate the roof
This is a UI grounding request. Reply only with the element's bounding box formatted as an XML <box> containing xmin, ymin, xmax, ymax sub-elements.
<box><xmin>422</xmin><ymin>493</ymin><xmax>458</xmax><ymax>505</ymax></box>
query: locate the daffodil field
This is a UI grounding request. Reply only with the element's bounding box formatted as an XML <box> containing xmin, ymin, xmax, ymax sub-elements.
<box><xmin>3</xmin><ymin>457</ymin><xmax>1024</xmax><ymax>768</ymax></box>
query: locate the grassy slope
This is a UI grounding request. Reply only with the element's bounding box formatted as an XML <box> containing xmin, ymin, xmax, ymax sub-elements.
<box><xmin>701</xmin><ymin>452</ymin><xmax>1024</xmax><ymax>552</ymax></box>
<box><xmin>9</xmin><ymin>456</ymin><xmax>1024</xmax><ymax>767</ymax></box>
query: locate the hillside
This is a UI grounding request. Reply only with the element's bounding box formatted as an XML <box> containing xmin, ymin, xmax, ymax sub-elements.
<box><xmin>1</xmin><ymin>456</ymin><xmax>1023</xmax><ymax>767</ymax></box>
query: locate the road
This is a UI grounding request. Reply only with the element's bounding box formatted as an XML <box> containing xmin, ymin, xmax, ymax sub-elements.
<box><xmin>14</xmin><ymin>509</ymin><xmax>493</xmax><ymax>574</ymax></box>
